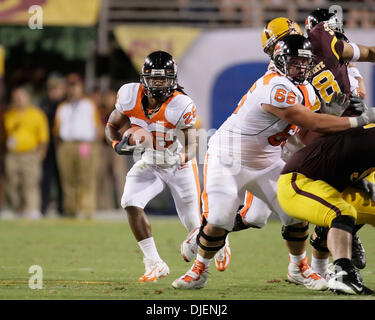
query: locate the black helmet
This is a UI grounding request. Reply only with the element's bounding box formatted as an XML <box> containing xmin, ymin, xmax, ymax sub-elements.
<box><xmin>273</xmin><ymin>34</ymin><xmax>315</xmax><ymax>84</ymax></box>
<box><xmin>305</xmin><ymin>8</ymin><xmax>344</xmax><ymax>34</ymax></box>
<box><xmin>140</xmin><ymin>51</ymin><xmax>177</xmax><ymax>101</ymax></box>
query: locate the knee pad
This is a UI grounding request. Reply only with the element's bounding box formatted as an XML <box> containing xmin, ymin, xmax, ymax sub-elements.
<box><xmin>331</xmin><ymin>215</ymin><xmax>355</xmax><ymax>234</ymax></box>
<box><xmin>310</xmin><ymin>226</ymin><xmax>329</xmax><ymax>252</ymax></box>
<box><xmin>281</xmin><ymin>224</ymin><xmax>309</xmax><ymax>242</ymax></box>
<box><xmin>197</xmin><ymin>222</ymin><xmax>228</xmax><ymax>252</ymax></box>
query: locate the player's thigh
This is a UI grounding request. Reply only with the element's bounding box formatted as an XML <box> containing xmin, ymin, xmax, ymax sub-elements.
<box><xmin>203</xmin><ymin>154</ymin><xmax>243</xmax><ymax>231</ymax></box>
<box><xmin>166</xmin><ymin>159</ymin><xmax>201</xmax><ymax>230</ymax></box>
<box><xmin>342</xmin><ymin>186</ymin><xmax>375</xmax><ymax>225</ymax></box>
<box><xmin>244</xmin><ymin>160</ymin><xmax>301</xmax><ymax>226</ymax></box>
<box><xmin>121</xmin><ymin>161</ymin><xmax>164</xmax><ymax>209</ymax></box>
<box><xmin>241</xmin><ymin>192</ymin><xmax>273</xmax><ymax>228</ymax></box>
<box><xmin>277</xmin><ymin>173</ymin><xmax>357</xmax><ymax>227</ymax></box>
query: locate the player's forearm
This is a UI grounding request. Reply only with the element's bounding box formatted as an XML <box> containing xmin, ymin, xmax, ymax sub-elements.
<box><xmin>305</xmin><ymin>114</ymin><xmax>352</xmax><ymax>133</ymax></box>
<box><xmin>105</xmin><ymin>109</ymin><xmax>131</xmax><ymax>148</ymax></box>
<box><xmin>105</xmin><ymin>123</ymin><xmax>123</xmax><ymax>147</ymax></box>
<box><xmin>280</xmin><ymin>104</ymin><xmax>352</xmax><ymax>133</ymax></box>
<box><xmin>358</xmin><ymin>45</ymin><xmax>375</xmax><ymax>62</ymax></box>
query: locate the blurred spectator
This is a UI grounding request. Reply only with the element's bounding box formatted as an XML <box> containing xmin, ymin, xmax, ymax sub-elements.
<box><xmin>343</xmin><ymin>0</ymin><xmax>374</xmax><ymax>28</ymax></box>
<box><xmin>94</xmin><ymin>89</ymin><xmax>127</xmax><ymax>210</ymax></box>
<box><xmin>25</xmin><ymin>67</ymin><xmax>47</xmax><ymax>106</ymax></box>
<box><xmin>54</xmin><ymin>73</ymin><xmax>103</xmax><ymax>218</ymax></box>
<box><xmin>4</xmin><ymin>87</ymin><xmax>49</xmax><ymax>219</ymax></box>
<box><xmin>39</xmin><ymin>73</ymin><xmax>66</xmax><ymax>216</ymax></box>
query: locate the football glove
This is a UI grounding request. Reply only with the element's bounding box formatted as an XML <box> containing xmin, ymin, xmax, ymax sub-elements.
<box><xmin>349</xmin><ymin>94</ymin><xmax>366</xmax><ymax>114</ymax></box>
<box><xmin>113</xmin><ymin>135</ymin><xmax>143</xmax><ymax>155</ymax></box>
<box><xmin>320</xmin><ymin>92</ymin><xmax>350</xmax><ymax>116</ymax></box>
<box><xmin>351</xmin><ymin>105</ymin><xmax>375</xmax><ymax>127</ymax></box>
<box><xmin>352</xmin><ymin>178</ymin><xmax>375</xmax><ymax>201</ymax></box>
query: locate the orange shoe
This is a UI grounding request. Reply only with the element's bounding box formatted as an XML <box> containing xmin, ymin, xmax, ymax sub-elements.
<box><xmin>180</xmin><ymin>227</ymin><xmax>199</xmax><ymax>262</ymax></box>
<box><xmin>172</xmin><ymin>260</ymin><xmax>209</xmax><ymax>289</ymax></box>
<box><xmin>214</xmin><ymin>238</ymin><xmax>231</xmax><ymax>272</ymax></box>
<box><xmin>287</xmin><ymin>256</ymin><xmax>328</xmax><ymax>290</ymax></box>
<box><xmin>138</xmin><ymin>258</ymin><xmax>170</xmax><ymax>282</ymax></box>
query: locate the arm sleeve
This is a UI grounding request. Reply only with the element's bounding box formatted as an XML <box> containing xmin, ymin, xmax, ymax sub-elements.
<box><xmin>175</xmin><ymin>102</ymin><xmax>197</xmax><ymax>129</ymax></box>
<box><xmin>268</xmin><ymin>84</ymin><xmax>298</xmax><ymax>108</ymax></box>
<box><xmin>115</xmin><ymin>84</ymin><xmax>136</xmax><ymax>113</ymax></box>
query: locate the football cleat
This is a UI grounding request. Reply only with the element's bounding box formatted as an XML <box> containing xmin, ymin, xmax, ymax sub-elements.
<box><xmin>214</xmin><ymin>238</ymin><xmax>231</xmax><ymax>272</ymax></box>
<box><xmin>172</xmin><ymin>260</ymin><xmax>209</xmax><ymax>289</ymax></box>
<box><xmin>180</xmin><ymin>227</ymin><xmax>199</xmax><ymax>262</ymax></box>
<box><xmin>320</xmin><ymin>263</ymin><xmax>335</xmax><ymax>282</ymax></box>
<box><xmin>352</xmin><ymin>234</ymin><xmax>366</xmax><ymax>269</ymax></box>
<box><xmin>287</xmin><ymin>257</ymin><xmax>328</xmax><ymax>290</ymax></box>
<box><xmin>328</xmin><ymin>266</ymin><xmax>373</xmax><ymax>295</ymax></box>
<box><xmin>138</xmin><ymin>258</ymin><xmax>170</xmax><ymax>282</ymax></box>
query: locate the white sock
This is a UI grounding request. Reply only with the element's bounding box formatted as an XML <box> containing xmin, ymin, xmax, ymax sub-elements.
<box><xmin>311</xmin><ymin>256</ymin><xmax>329</xmax><ymax>275</ymax></box>
<box><xmin>138</xmin><ymin>237</ymin><xmax>161</xmax><ymax>262</ymax></box>
<box><xmin>196</xmin><ymin>253</ymin><xmax>211</xmax><ymax>268</ymax></box>
<box><xmin>289</xmin><ymin>251</ymin><xmax>306</xmax><ymax>264</ymax></box>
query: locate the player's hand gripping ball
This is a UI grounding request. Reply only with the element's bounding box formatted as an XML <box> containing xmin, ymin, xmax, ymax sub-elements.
<box><xmin>124</xmin><ymin>127</ymin><xmax>153</xmax><ymax>148</ymax></box>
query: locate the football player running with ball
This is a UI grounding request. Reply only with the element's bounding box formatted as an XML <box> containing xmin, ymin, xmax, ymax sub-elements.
<box><xmin>172</xmin><ymin>35</ymin><xmax>375</xmax><ymax>290</ymax></box>
<box><xmin>105</xmin><ymin>51</ymin><xmax>227</xmax><ymax>282</ymax></box>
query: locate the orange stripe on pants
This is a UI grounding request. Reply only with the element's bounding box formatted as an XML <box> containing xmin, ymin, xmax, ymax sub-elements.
<box><xmin>240</xmin><ymin>191</ymin><xmax>254</xmax><ymax>218</ymax></box>
<box><xmin>191</xmin><ymin>158</ymin><xmax>202</xmax><ymax>223</ymax></box>
<box><xmin>202</xmin><ymin>154</ymin><xmax>209</xmax><ymax>220</ymax></box>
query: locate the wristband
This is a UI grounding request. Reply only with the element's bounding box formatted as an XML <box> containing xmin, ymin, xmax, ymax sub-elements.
<box><xmin>349</xmin><ymin>42</ymin><xmax>360</xmax><ymax>62</ymax></box>
<box><xmin>107</xmin><ymin>122</ymin><xmax>120</xmax><ymax>130</ymax></box>
<box><xmin>349</xmin><ymin>117</ymin><xmax>359</xmax><ymax>128</ymax></box>
<box><xmin>112</xmin><ymin>140</ymin><xmax>120</xmax><ymax>149</ymax></box>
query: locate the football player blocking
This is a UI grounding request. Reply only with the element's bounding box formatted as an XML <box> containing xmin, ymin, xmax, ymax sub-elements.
<box><xmin>173</xmin><ymin>12</ymin><xmax>375</xmax><ymax>292</ymax></box>
<box><xmin>234</xmin><ymin>12</ymin><xmax>371</xmax><ymax>290</ymax></box>
<box><xmin>105</xmin><ymin>51</ymin><xmax>230</xmax><ymax>282</ymax></box>
<box><xmin>234</xmin><ymin>12</ymin><xmax>369</xmax><ymax>283</ymax></box>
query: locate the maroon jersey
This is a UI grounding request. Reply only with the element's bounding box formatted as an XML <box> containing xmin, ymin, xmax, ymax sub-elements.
<box><xmin>308</xmin><ymin>21</ymin><xmax>351</xmax><ymax>105</ymax></box>
<box><xmin>281</xmin><ymin>125</ymin><xmax>375</xmax><ymax>192</ymax></box>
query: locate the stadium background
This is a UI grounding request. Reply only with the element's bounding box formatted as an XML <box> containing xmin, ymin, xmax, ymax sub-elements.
<box><xmin>0</xmin><ymin>0</ymin><xmax>375</xmax><ymax>216</ymax></box>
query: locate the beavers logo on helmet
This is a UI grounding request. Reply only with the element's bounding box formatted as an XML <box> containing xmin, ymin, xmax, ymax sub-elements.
<box><xmin>273</xmin><ymin>42</ymin><xmax>284</xmax><ymax>57</ymax></box>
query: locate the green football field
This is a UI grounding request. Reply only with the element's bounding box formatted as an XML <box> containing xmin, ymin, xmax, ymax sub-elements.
<box><xmin>0</xmin><ymin>217</ymin><xmax>374</xmax><ymax>300</ymax></box>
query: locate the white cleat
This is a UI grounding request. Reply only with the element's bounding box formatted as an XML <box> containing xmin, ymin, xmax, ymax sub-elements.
<box><xmin>320</xmin><ymin>263</ymin><xmax>335</xmax><ymax>282</ymax></box>
<box><xmin>138</xmin><ymin>258</ymin><xmax>170</xmax><ymax>282</ymax></box>
<box><xmin>214</xmin><ymin>238</ymin><xmax>231</xmax><ymax>272</ymax></box>
<box><xmin>287</xmin><ymin>257</ymin><xmax>328</xmax><ymax>291</ymax></box>
<box><xmin>180</xmin><ymin>227</ymin><xmax>199</xmax><ymax>262</ymax></box>
<box><xmin>172</xmin><ymin>260</ymin><xmax>209</xmax><ymax>289</ymax></box>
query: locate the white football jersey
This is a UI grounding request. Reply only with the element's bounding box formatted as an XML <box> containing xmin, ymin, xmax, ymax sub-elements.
<box><xmin>209</xmin><ymin>70</ymin><xmax>316</xmax><ymax>169</ymax></box>
<box><xmin>115</xmin><ymin>83</ymin><xmax>197</xmax><ymax>152</ymax></box>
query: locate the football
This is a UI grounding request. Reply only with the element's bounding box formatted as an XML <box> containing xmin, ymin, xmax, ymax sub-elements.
<box><xmin>123</xmin><ymin>126</ymin><xmax>153</xmax><ymax>148</ymax></box>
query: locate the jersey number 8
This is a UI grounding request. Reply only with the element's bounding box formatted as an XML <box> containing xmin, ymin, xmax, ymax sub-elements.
<box><xmin>312</xmin><ymin>70</ymin><xmax>340</xmax><ymax>107</ymax></box>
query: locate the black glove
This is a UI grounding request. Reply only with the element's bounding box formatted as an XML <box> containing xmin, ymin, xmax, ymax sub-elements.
<box><xmin>320</xmin><ymin>92</ymin><xmax>350</xmax><ymax>116</ymax></box>
<box><xmin>349</xmin><ymin>95</ymin><xmax>366</xmax><ymax>114</ymax></box>
<box><xmin>352</xmin><ymin>178</ymin><xmax>375</xmax><ymax>201</ymax></box>
<box><xmin>114</xmin><ymin>135</ymin><xmax>139</xmax><ymax>155</ymax></box>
